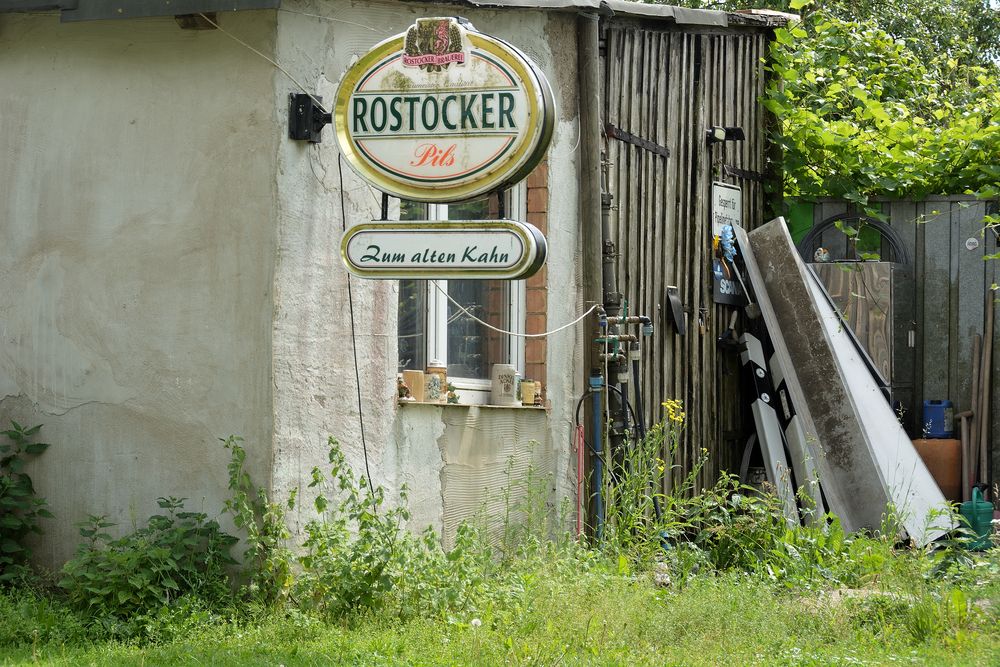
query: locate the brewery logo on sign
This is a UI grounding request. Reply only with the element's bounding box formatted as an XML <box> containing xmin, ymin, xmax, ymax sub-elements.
<box><xmin>403</xmin><ymin>18</ymin><xmax>466</xmax><ymax>70</ymax></box>
<box><xmin>334</xmin><ymin>18</ymin><xmax>555</xmax><ymax>202</ymax></box>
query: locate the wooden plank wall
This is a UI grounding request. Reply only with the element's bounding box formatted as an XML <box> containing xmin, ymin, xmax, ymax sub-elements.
<box><xmin>602</xmin><ymin>22</ymin><xmax>773</xmax><ymax>490</ymax></box>
<box><xmin>805</xmin><ymin>197</ymin><xmax>1000</xmax><ymax>482</ymax></box>
<box><xmin>810</xmin><ymin>263</ymin><xmax>893</xmax><ymax>381</ymax></box>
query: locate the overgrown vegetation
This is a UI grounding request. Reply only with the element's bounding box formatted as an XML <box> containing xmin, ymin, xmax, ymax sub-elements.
<box><xmin>58</xmin><ymin>498</ymin><xmax>237</xmax><ymax>621</ymax></box>
<box><xmin>674</xmin><ymin>0</ymin><xmax>1000</xmax><ymax>212</ymax></box>
<box><xmin>0</xmin><ymin>421</ymin><xmax>52</xmax><ymax>583</ymax></box>
<box><xmin>1</xmin><ymin>419</ymin><xmax>998</xmax><ymax>663</ymax></box>
<box><xmin>763</xmin><ymin>2</ymin><xmax>1000</xmax><ymax>206</ymax></box>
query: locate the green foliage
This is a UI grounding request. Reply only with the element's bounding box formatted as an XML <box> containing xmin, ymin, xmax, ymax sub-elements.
<box><xmin>599</xmin><ymin>412</ymin><xmax>910</xmax><ymax>590</ymax></box>
<box><xmin>221</xmin><ymin>435</ymin><xmax>293</xmax><ymax>604</ymax></box>
<box><xmin>290</xmin><ymin>437</ymin><xmax>496</xmax><ymax>620</ymax></box>
<box><xmin>676</xmin><ymin>0</ymin><xmax>1000</xmax><ymax>69</ymax></box>
<box><xmin>58</xmin><ymin>497</ymin><xmax>237</xmax><ymax>618</ymax></box>
<box><xmin>3</xmin><ymin>551</ymin><xmax>1000</xmax><ymax>664</ymax></box>
<box><xmin>0</xmin><ymin>421</ymin><xmax>52</xmax><ymax>582</ymax></box>
<box><xmin>822</xmin><ymin>0</ymin><xmax>1000</xmax><ymax>69</ymax></box>
<box><xmin>1</xmin><ymin>425</ymin><xmax>999</xmax><ymax>662</ymax></box>
<box><xmin>0</xmin><ymin>586</ymin><xmax>90</xmax><ymax>648</ymax></box>
<box><xmin>672</xmin><ymin>0</ymin><xmax>1000</xmax><ymax>206</ymax></box>
<box><xmin>293</xmin><ymin>440</ymin><xmax>405</xmax><ymax>616</ymax></box>
<box><xmin>764</xmin><ymin>8</ymin><xmax>1000</xmax><ymax>206</ymax></box>
<box><xmin>601</xmin><ymin>413</ymin><xmax>694</xmax><ymax>568</ymax></box>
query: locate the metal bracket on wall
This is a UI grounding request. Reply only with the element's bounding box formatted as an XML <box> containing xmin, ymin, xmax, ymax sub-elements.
<box><xmin>603</xmin><ymin>123</ymin><xmax>669</xmax><ymax>158</ymax></box>
<box><xmin>288</xmin><ymin>93</ymin><xmax>332</xmax><ymax>144</ymax></box>
<box><xmin>723</xmin><ymin>164</ymin><xmax>765</xmax><ymax>183</ymax></box>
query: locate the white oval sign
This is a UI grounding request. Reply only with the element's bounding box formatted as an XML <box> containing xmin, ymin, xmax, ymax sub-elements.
<box><xmin>334</xmin><ymin>18</ymin><xmax>555</xmax><ymax>202</ymax></box>
<box><xmin>341</xmin><ymin>220</ymin><xmax>546</xmax><ymax>279</ymax></box>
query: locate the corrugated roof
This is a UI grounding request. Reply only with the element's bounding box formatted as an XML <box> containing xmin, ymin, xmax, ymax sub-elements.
<box><xmin>0</xmin><ymin>0</ymin><xmax>791</xmax><ymax>27</ymax></box>
<box><xmin>456</xmin><ymin>0</ymin><xmax>726</xmax><ymax>26</ymax></box>
<box><xmin>420</xmin><ymin>0</ymin><xmax>792</xmax><ymax>28</ymax></box>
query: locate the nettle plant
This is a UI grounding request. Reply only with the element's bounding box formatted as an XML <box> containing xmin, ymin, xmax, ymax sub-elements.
<box><xmin>58</xmin><ymin>498</ymin><xmax>238</xmax><ymax>617</ymax></box>
<box><xmin>0</xmin><ymin>421</ymin><xmax>52</xmax><ymax>581</ymax></box>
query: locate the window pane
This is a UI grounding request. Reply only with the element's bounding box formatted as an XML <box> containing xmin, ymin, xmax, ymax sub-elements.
<box><xmin>398</xmin><ymin>201</ymin><xmax>428</xmax><ymax>372</ymax></box>
<box><xmin>400</xmin><ymin>200</ymin><xmax>428</xmax><ymax>221</ymax></box>
<box><xmin>445</xmin><ymin>196</ymin><xmax>506</xmax><ymax>379</ymax></box>
<box><xmin>447</xmin><ymin>279</ymin><xmax>509</xmax><ymax>379</ymax></box>
<box><xmin>398</xmin><ymin>280</ymin><xmax>426</xmax><ymax>372</ymax></box>
<box><xmin>447</xmin><ymin>195</ymin><xmax>493</xmax><ymax>219</ymax></box>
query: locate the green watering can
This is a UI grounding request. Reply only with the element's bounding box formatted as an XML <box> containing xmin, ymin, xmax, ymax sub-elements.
<box><xmin>960</xmin><ymin>487</ymin><xmax>995</xmax><ymax>551</ymax></box>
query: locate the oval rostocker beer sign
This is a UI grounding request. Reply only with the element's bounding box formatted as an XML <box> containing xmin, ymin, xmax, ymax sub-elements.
<box><xmin>334</xmin><ymin>17</ymin><xmax>555</xmax><ymax>202</ymax></box>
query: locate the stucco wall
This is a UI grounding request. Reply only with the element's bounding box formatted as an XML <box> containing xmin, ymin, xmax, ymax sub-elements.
<box><xmin>0</xmin><ymin>0</ymin><xmax>584</xmax><ymax>566</ymax></box>
<box><xmin>0</xmin><ymin>12</ymin><xmax>279</xmax><ymax>567</ymax></box>
<box><xmin>270</xmin><ymin>0</ymin><xmax>584</xmax><ymax>540</ymax></box>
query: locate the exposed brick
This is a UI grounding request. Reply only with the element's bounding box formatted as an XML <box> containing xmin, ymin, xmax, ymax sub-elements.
<box><xmin>525</xmin><ymin>339</ymin><xmax>547</xmax><ymax>364</ymax></box>
<box><xmin>526</xmin><ymin>161</ymin><xmax>548</xmax><ymax>189</ymax></box>
<box><xmin>523</xmin><ymin>362</ymin><xmax>545</xmax><ymax>384</ymax></box>
<box><xmin>526</xmin><ymin>313</ymin><xmax>547</xmax><ymax>335</ymax></box>
<box><xmin>527</xmin><ymin>186</ymin><xmax>548</xmax><ymax>214</ymax></box>
<box><xmin>526</xmin><ymin>288</ymin><xmax>547</xmax><ymax>314</ymax></box>
<box><xmin>526</xmin><ymin>266</ymin><xmax>547</xmax><ymax>290</ymax></box>
<box><xmin>526</xmin><ymin>211</ymin><xmax>547</xmax><ymax>231</ymax></box>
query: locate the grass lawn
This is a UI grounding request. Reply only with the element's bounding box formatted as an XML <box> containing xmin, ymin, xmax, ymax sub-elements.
<box><xmin>3</xmin><ymin>438</ymin><xmax>998</xmax><ymax>665</ymax></box>
<box><xmin>2</xmin><ymin>556</ymin><xmax>998</xmax><ymax>666</ymax></box>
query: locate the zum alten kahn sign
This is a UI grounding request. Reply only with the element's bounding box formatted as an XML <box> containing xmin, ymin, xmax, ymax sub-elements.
<box><xmin>342</xmin><ymin>220</ymin><xmax>546</xmax><ymax>280</ymax></box>
<box><xmin>334</xmin><ymin>17</ymin><xmax>555</xmax><ymax>203</ymax></box>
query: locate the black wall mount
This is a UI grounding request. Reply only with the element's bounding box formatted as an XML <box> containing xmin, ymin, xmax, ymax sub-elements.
<box><xmin>289</xmin><ymin>93</ymin><xmax>332</xmax><ymax>143</ymax></box>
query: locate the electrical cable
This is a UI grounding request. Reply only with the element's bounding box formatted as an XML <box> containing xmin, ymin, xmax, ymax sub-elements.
<box><xmin>338</xmin><ymin>155</ymin><xmax>377</xmax><ymax>504</ymax></box>
<box><xmin>573</xmin><ymin>386</ymin><xmax>639</xmax><ymax>446</ymax></box>
<box><xmin>197</xmin><ymin>12</ymin><xmax>329</xmax><ymax>115</ymax></box>
<box><xmin>277</xmin><ymin>7</ymin><xmax>382</xmax><ymax>33</ymax></box>
<box><xmin>430</xmin><ymin>280</ymin><xmax>599</xmax><ymax>338</ymax></box>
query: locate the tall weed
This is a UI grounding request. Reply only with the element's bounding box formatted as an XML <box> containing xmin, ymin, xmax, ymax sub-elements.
<box><xmin>0</xmin><ymin>421</ymin><xmax>52</xmax><ymax>582</ymax></box>
<box><xmin>290</xmin><ymin>437</ymin><xmax>499</xmax><ymax>621</ymax></box>
<box><xmin>221</xmin><ymin>435</ymin><xmax>294</xmax><ymax>604</ymax></box>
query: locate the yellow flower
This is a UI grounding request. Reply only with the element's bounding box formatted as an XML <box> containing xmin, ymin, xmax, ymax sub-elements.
<box><xmin>661</xmin><ymin>399</ymin><xmax>685</xmax><ymax>424</ymax></box>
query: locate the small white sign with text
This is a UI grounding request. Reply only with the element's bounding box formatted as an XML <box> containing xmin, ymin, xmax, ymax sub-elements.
<box><xmin>712</xmin><ymin>182</ymin><xmax>742</xmax><ymax>237</ymax></box>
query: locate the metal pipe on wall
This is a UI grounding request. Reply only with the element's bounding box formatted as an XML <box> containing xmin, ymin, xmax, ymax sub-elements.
<box><xmin>577</xmin><ymin>11</ymin><xmax>603</xmax><ymax>319</ymax></box>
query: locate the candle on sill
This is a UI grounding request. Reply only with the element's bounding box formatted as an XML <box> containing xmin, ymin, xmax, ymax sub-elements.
<box><xmin>521</xmin><ymin>380</ymin><xmax>536</xmax><ymax>407</ymax></box>
<box><xmin>403</xmin><ymin>370</ymin><xmax>425</xmax><ymax>402</ymax></box>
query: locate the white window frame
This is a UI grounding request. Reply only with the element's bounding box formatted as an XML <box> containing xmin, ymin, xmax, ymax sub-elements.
<box><xmin>416</xmin><ymin>188</ymin><xmax>527</xmax><ymax>404</ymax></box>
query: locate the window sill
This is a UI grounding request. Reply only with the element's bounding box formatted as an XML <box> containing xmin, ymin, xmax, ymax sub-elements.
<box><xmin>398</xmin><ymin>399</ymin><xmax>546</xmax><ymax>410</ymax></box>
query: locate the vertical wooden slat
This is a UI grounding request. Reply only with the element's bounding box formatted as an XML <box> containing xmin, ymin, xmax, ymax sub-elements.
<box><xmin>661</xmin><ymin>32</ymin><xmax>682</xmax><ymax>489</ymax></box>
<box><xmin>600</xmin><ymin>22</ymin><xmax>780</xmax><ymax>490</ymax></box>
<box><xmin>888</xmin><ymin>200</ymin><xmax>918</xmax><ymax>432</ymax></box>
<box><xmin>692</xmin><ymin>33</ymin><xmax>709</xmax><ymax>488</ymax></box>
<box><xmin>954</xmin><ymin>202</ymin><xmax>986</xmax><ymax>416</ymax></box>
<box><xmin>987</xmin><ymin>202</ymin><xmax>1000</xmax><ymax>484</ymax></box>
<box><xmin>921</xmin><ymin>201</ymin><xmax>952</xmax><ymax>408</ymax></box>
<box><xmin>675</xmin><ymin>32</ymin><xmax>693</xmax><ymax>484</ymax></box>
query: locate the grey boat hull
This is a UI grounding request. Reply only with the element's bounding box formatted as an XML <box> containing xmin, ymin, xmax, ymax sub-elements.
<box><xmin>737</xmin><ymin>219</ymin><xmax>950</xmax><ymax>545</ymax></box>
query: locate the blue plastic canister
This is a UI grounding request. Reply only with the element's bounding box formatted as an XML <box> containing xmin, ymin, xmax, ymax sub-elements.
<box><xmin>922</xmin><ymin>400</ymin><xmax>954</xmax><ymax>438</ymax></box>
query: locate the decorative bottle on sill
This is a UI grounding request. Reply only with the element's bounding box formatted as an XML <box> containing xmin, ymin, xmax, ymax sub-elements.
<box><xmin>425</xmin><ymin>361</ymin><xmax>447</xmax><ymax>404</ymax></box>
